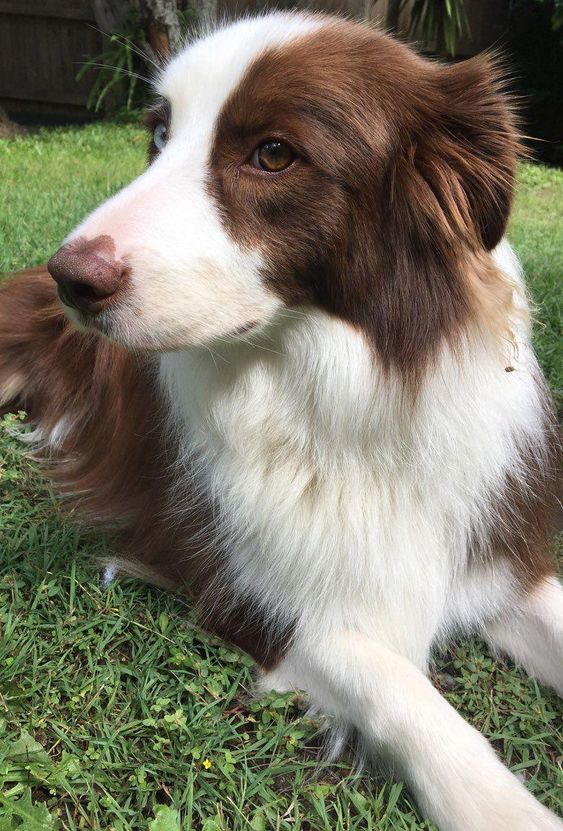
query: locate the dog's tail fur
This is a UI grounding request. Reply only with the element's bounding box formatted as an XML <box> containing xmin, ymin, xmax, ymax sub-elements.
<box><xmin>1</xmin><ymin>268</ymin><xmax>128</xmax><ymax>431</ymax></box>
<box><xmin>0</xmin><ymin>269</ymin><xmax>278</xmax><ymax>650</ymax></box>
<box><xmin>0</xmin><ymin>268</ymin><xmax>182</xmax><ymax>587</ymax></box>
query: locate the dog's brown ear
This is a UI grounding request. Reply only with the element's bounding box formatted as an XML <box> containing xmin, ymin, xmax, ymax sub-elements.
<box><xmin>362</xmin><ymin>55</ymin><xmax>519</xmax><ymax>380</ymax></box>
<box><xmin>395</xmin><ymin>54</ymin><xmax>520</xmax><ymax>253</ymax></box>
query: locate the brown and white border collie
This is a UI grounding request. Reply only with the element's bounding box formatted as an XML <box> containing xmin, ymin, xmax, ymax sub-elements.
<box><xmin>0</xmin><ymin>13</ymin><xmax>561</xmax><ymax>830</ymax></box>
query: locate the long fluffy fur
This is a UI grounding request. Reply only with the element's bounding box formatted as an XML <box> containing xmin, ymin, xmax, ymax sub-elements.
<box><xmin>1</xmin><ymin>13</ymin><xmax>561</xmax><ymax>831</ymax></box>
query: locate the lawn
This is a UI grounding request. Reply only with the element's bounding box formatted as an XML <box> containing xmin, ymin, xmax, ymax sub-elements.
<box><xmin>0</xmin><ymin>125</ymin><xmax>561</xmax><ymax>831</ymax></box>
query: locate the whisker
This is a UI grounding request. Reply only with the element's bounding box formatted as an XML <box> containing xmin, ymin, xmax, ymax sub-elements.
<box><xmin>213</xmin><ymin>333</ymin><xmax>285</xmax><ymax>358</ymax></box>
<box><xmin>75</xmin><ymin>62</ymin><xmax>153</xmax><ymax>86</ymax></box>
<box><xmin>86</xmin><ymin>24</ymin><xmax>163</xmax><ymax>73</ymax></box>
<box><xmin>109</xmin><ymin>33</ymin><xmax>165</xmax><ymax>72</ymax></box>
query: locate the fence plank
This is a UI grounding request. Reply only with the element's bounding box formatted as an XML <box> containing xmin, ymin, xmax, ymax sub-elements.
<box><xmin>0</xmin><ymin>0</ymin><xmax>507</xmax><ymax>121</ymax></box>
<box><xmin>0</xmin><ymin>2</ymin><xmax>96</xmax><ymax>22</ymax></box>
<box><xmin>0</xmin><ymin>3</ymin><xmax>101</xmax><ymax>115</ymax></box>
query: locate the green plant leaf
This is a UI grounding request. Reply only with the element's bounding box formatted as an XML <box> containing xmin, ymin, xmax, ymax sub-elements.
<box><xmin>1</xmin><ymin>731</ymin><xmax>51</xmax><ymax>767</ymax></box>
<box><xmin>0</xmin><ymin>789</ymin><xmax>55</xmax><ymax>830</ymax></box>
<box><xmin>201</xmin><ymin>820</ymin><xmax>222</xmax><ymax>831</ymax></box>
<box><xmin>147</xmin><ymin>805</ymin><xmax>181</xmax><ymax>831</ymax></box>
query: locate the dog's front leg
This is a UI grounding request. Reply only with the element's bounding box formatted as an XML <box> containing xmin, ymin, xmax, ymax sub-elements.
<box><xmin>484</xmin><ymin>576</ymin><xmax>563</xmax><ymax>696</ymax></box>
<box><xmin>263</xmin><ymin>631</ymin><xmax>562</xmax><ymax>831</ymax></box>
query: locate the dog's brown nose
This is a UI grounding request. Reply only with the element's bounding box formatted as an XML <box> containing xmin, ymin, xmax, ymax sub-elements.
<box><xmin>48</xmin><ymin>236</ymin><xmax>126</xmax><ymax>314</ymax></box>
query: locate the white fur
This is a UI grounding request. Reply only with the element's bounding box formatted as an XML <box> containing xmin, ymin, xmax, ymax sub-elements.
<box><xmin>102</xmin><ymin>563</ymin><xmax>118</xmax><ymax>588</ymax></box>
<box><xmin>159</xmin><ymin>241</ymin><xmax>548</xmax><ymax>662</ymax></box>
<box><xmin>262</xmin><ymin>632</ymin><xmax>561</xmax><ymax>831</ymax></box>
<box><xmin>485</xmin><ymin>576</ymin><xmax>563</xmax><ymax>696</ymax></box>
<box><xmin>0</xmin><ymin>373</ymin><xmax>25</xmax><ymax>407</ymax></box>
<box><xmin>55</xmin><ymin>16</ymin><xmax>562</xmax><ymax>830</ymax></box>
<box><xmin>64</xmin><ymin>14</ymin><xmax>321</xmax><ymax>350</ymax></box>
<box><xmin>158</xmin><ymin>242</ymin><xmax>561</xmax><ymax>830</ymax></box>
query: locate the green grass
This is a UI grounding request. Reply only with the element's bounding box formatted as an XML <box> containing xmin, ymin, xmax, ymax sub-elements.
<box><xmin>509</xmin><ymin>163</ymin><xmax>563</xmax><ymax>406</ymax></box>
<box><xmin>0</xmin><ymin>126</ymin><xmax>561</xmax><ymax>830</ymax></box>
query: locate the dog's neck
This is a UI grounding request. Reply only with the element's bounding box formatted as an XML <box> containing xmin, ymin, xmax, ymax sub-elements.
<box><xmin>158</xmin><ymin>242</ymin><xmax>529</xmax><ymax>448</ymax></box>
<box><xmin>160</xmin><ymin>308</ymin><xmax>403</xmax><ymax>463</ymax></box>
<box><xmin>159</xmin><ymin>289</ymin><xmax>534</xmax><ymax>474</ymax></box>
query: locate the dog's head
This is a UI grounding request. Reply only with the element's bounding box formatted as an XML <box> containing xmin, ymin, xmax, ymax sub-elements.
<box><xmin>48</xmin><ymin>13</ymin><xmax>519</xmax><ymax>373</ymax></box>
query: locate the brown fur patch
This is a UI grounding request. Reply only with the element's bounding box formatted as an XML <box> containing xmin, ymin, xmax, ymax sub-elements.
<box><xmin>206</xmin><ymin>18</ymin><xmax>556</xmax><ymax>585</ymax></box>
<box><xmin>471</xmin><ymin>381</ymin><xmax>560</xmax><ymax>588</ymax></box>
<box><xmin>209</xmin><ymin>19</ymin><xmax>520</xmax><ymax>388</ymax></box>
<box><xmin>0</xmin><ymin>268</ymin><xmax>293</xmax><ymax>669</ymax></box>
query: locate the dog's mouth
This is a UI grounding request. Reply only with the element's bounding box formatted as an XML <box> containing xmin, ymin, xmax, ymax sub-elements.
<box><xmin>57</xmin><ymin>283</ymin><xmax>112</xmax><ymax>315</ymax></box>
<box><xmin>62</xmin><ymin>290</ymin><xmax>265</xmax><ymax>354</ymax></box>
<box><xmin>61</xmin><ymin>300</ymin><xmax>115</xmax><ymax>338</ymax></box>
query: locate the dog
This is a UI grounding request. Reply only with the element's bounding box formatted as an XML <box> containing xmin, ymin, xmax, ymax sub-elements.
<box><xmin>0</xmin><ymin>13</ymin><xmax>561</xmax><ymax>831</ymax></box>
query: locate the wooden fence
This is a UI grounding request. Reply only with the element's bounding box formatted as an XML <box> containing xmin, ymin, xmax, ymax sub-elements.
<box><xmin>0</xmin><ymin>0</ymin><xmax>508</xmax><ymax>121</ymax></box>
<box><xmin>0</xmin><ymin>0</ymin><xmax>102</xmax><ymax>120</ymax></box>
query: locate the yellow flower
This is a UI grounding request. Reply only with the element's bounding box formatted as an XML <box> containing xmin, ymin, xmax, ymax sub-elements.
<box><xmin>202</xmin><ymin>758</ymin><xmax>212</xmax><ymax>769</ymax></box>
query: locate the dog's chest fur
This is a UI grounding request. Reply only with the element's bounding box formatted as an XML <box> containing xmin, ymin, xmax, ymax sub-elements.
<box><xmin>159</xmin><ymin>245</ymin><xmax>547</xmax><ymax>669</ymax></box>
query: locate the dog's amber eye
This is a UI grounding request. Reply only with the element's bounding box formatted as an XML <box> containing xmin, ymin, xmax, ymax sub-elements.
<box><xmin>252</xmin><ymin>140</ymin><xmax>294</xmax><ymax>173</ymax></box>
<box><xmin>153</xmin><ymin>122</ymin><xmax>168</xmax><ymax>151</ymax></box>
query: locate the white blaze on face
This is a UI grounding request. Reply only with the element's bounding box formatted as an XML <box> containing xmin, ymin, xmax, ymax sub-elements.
<box><xmin>65</xmin><ymin>13</ymin><xmax>321</xmax><ymax>350</ymax></box>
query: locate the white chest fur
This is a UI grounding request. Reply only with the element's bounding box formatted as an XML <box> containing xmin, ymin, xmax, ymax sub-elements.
<box><xmin>159</xmin><ymin>244</ymin><xmax>547</xmax><ymax>668</ymax></box>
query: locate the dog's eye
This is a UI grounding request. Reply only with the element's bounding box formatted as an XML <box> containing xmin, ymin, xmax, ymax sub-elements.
<box><xmin>251</xmin><ymin>140</ymin><xmax>294</xmax><ymax>173</ymax></box>
<box><xmin>153</xmin><ymin>122</ymin><xmax>168</xmax><ymax>151</ymax></box>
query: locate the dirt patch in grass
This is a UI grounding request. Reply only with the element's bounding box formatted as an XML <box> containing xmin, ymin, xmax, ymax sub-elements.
<box><xmin>0</xmin><ymin>107</ymin><xmax>27</xmax><ymax>139</ymax></box>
